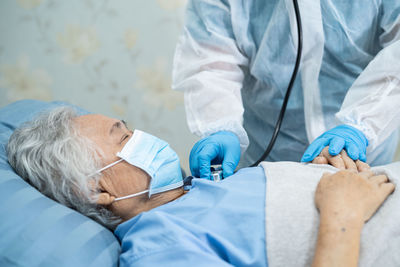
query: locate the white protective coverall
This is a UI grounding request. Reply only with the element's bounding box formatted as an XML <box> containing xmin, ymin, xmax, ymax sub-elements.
<box><xmin>172</xmin><ymin>0</ymin><xmax>400</xmax><ymax>166</ymax></box>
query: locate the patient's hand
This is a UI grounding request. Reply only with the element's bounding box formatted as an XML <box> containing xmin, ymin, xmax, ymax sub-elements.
<box><xmin>312</xmin><ymin>170</ymin><xmax>395</xmax><ymax>267</ymax></box>
<box><xmin>315</xmin><ymin>170</ymin><xmax>395</xmax><ymax>222</ymax></box>
<box><xmin>311</xmin><ymin>146</ymin><xmax>370</xmax><ymax>172</ymax></box>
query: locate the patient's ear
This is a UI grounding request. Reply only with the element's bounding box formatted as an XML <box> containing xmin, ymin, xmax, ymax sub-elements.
<box><xmin>96</xmin><ymin>192</ymin><xmax>115</xmax><ymax>205</ymax></box>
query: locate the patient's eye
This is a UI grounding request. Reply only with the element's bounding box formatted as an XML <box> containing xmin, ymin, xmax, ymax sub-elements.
<box><xmin>121</xmin><ymin>120</ymin><xmax>129</xmax><ymax>130</ymax></box>
<box><xmin>118</xmin><ymin>120</ymin><xmax>132</xmax><ymax>144</ymax></box>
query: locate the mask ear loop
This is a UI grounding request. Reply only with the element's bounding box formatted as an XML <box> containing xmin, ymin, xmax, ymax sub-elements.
<box><xmin>113</xmin><ymin>189</ymin><xmax>150</xmax><ymax>202</ymax></box>
<box><xmin>88</xmin><ymin>158</ymin><xmax>124</xmax><ymax>177</ymax></box>
<box><xmin>88</xmin><ymin>158</ymin><xmax>150</xmax><ymax>202</ymax></box>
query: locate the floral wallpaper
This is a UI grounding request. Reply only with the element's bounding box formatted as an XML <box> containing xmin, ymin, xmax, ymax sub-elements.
<box><xmin>0</xmin><ymin>0</ymin><xmax>197</xmax><ymax>172</ymax></box>
<box><xmin>1</xmin><ymin>0</ymin><xmax>399</xmax><ymax>168</ymax></box>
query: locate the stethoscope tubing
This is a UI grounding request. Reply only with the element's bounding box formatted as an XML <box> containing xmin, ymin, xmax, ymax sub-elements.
<box><xmin>250</xmin><ymin>0</ymin><xmax>303</xmax><ymax>167</ymax></box>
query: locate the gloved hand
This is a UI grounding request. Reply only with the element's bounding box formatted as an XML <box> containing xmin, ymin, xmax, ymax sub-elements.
<box><xmin>301</xmin><ymin>125</ymin><xmax>368</xmax><ymax>163</ymax></box>
<box><xmin>189</xmin><ymin>131</ymin><xmax>241</xmax><ymax>180</ymax></box>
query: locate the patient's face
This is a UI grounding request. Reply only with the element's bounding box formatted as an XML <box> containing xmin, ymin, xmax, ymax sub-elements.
<box><xmin>73</xmin><ymin>114</ymin><xmax>150</xmax><ymax>217</ymax></box>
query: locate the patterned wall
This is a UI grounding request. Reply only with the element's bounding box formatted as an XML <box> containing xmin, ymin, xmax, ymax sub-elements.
<box><xmin>0</xmin><ymin>0</ymin><xmax>198</xmax><ymax>172</ymax></box>
<box><xmin>1</xmin><ymin>0</ymin><xmax>399</xmax><ymax>169</ymax></box>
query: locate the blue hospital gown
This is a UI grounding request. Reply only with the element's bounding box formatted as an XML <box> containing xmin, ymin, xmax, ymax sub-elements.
<box><xmin>114</xmin><ymin>167</ymin><xmax>267</xmax><ymax>266</ymax></box>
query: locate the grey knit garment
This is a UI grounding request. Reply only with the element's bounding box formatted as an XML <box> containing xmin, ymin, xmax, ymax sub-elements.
<box><xmin>260</xmin><ymin>161</ymin><xmax>400</xmax><ymax>267</ymax></box>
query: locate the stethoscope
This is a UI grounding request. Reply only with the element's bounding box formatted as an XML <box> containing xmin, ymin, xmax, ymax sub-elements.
<box><xmin>186</xmin><ymin>0</ymin><xmax>303</xmax><ymax>183</ymax></box>
<box><xmin>250</xmin><ymin>0</ymin><xmax>303</xmax><ymax>167</ymax></box>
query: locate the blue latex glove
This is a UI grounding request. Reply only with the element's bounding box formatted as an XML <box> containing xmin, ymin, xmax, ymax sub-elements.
<box><xmin>189</xmin><ymin>131</ymin><xmax>241</xmax><ymax>180</ymax></box>
<box><xmin>301</xmin><ymin>125</ymin><xmax>368</xmax><ymax>162</ymax></box>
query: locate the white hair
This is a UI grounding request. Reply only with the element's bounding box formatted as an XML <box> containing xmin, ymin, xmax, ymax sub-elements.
<box><xmin>7</xmin><ymin>106</ymin><xmax>121</xmax><ymax>229</ymax></box>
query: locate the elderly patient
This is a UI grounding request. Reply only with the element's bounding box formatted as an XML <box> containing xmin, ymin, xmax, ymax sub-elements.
<box><xmin>6</xmin><ymin>107</ymin><xmax>396</xmax><ymax>267</ymax></box>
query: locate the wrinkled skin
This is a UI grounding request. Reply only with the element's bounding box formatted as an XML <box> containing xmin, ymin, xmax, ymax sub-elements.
<box><xmin>311</xmin><ymin>147</ymin><xmax>370</xmax><ymax>172</ymax></box>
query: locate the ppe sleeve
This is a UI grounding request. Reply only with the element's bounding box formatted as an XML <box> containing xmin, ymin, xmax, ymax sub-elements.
<box><xmin>120</xmin><ymin>246</ymin><xmax>234</xmax><ymax>267</ymax></box>
<box><xmin>172</xmin><ymin>0</ymin><xmax>250</xmax><ymax>153</ymax></box>
<box><xmin>335</xmin><ymin>3</ymin><xmax>400</xmax><ymax>151</ymax></box>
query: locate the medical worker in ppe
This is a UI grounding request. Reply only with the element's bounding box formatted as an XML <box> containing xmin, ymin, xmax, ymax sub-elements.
<box><xmin>172</xmin><ymin>0</ymin><xmax>400</xmax><ymax>179</ymax></box>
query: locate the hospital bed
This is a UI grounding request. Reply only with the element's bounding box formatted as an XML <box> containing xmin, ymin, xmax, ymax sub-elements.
<box><xmin>0</xmin><ymin>100</ymin><xmax>120</xmax><ymax>267</ymax></box>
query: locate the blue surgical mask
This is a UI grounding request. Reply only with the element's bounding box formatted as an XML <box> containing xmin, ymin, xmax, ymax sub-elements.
<box><xmin>95</xmin><ymin>130</ymin><xmax>183</xmax><ymax>201</ymax></box>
